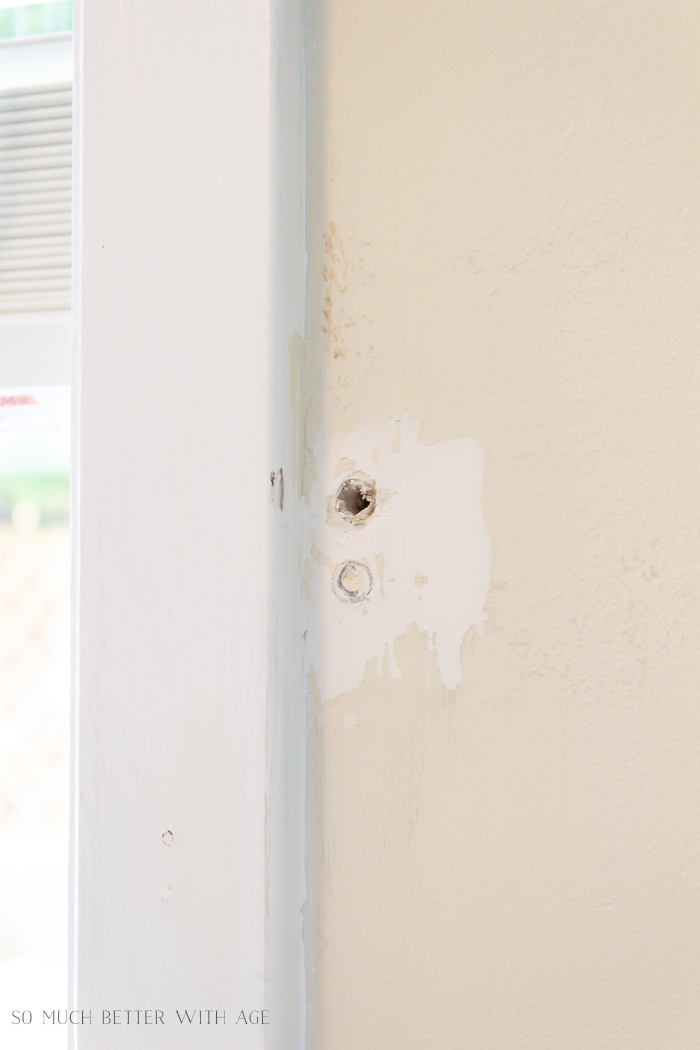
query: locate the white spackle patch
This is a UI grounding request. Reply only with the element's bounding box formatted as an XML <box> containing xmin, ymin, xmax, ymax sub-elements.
<box><xmin>305</xmin><ymin>415</ymin><xmax>491</xmax><ymax>700</ymax></box>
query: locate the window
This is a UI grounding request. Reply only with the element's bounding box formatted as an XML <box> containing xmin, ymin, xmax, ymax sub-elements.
<box><xmin>0</xmin><ymin>15</ymin><xmax>71</xmax><ymax>1042</ymax></box>
<box><xmin>0</xmin><ymin>2</ymin><xmax>72</xmax><ymax>42</ymax></box>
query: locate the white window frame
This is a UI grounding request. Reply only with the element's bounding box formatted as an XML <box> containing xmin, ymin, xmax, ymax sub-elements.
<box><xmin>70</xmin><ymin>2</ymin><xmax>306</xmax><ymax>1046</ymax></box>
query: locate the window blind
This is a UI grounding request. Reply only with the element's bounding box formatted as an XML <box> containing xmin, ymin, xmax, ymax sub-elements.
<box><xmin>0</xmin><ymin>82</ymin><xmax>71</xmax><ymax>314</ymax></box>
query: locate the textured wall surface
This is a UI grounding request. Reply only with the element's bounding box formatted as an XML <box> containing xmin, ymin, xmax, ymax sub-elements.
<box><xmin>303</xmin><ymin>2</ymin><xmax>700</xmax><ymax>1046</ymax></box>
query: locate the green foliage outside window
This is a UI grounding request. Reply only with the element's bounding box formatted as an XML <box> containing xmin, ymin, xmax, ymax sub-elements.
<box><xmin>0</xmin><ymin>475</ymin><xmax>69</xmax><ymax>528</ymax></box>
<box><xmin>0</xmin><ymin>2</ymin><xmax>72</xmax><ymax>39</ymax></box>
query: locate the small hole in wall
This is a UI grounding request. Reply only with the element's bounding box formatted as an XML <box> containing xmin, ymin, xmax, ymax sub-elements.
<box><xmin>336</xmin><ymin>477</ymin><xmax>376</xmax><ymax>522</ymax></box>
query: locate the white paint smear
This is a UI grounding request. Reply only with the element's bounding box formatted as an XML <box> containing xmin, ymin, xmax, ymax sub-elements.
<box><xmin>306</xmin><ymin>416</ymin><xmax>491</xmax><ymax>698</ymax></box>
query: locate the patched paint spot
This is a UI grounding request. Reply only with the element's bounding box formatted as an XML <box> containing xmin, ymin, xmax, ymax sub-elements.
<box><xmin>305</xmin><ymin>415</ymin><xmax>491</xmax><ymax>698</ymax></box>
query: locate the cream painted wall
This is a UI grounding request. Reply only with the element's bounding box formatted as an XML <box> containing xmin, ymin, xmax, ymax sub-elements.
<box><xmin>302</xmin><ymin>2</ymin><xmax>700</xmax><ymax>1047</ymax></box>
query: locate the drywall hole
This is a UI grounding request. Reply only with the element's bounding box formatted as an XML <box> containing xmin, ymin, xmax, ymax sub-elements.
<box><xmin>162</xmin><ymin>830</ymin><xmax>173</xmax><ymax>846</ymax></box>
<box><xmin>161</xmin><ymin>886</ymin><xmax>172</xmax><ymax>905</ymax></box>
<box><xmin>335</xmin><ymin>475</ymin><xmax>376</xmax><ymax>523</ymax></box>
<box><xmin>333</xmin><ymin>560</ymin><xmax>372</xmax><ymax>604</ymax></box>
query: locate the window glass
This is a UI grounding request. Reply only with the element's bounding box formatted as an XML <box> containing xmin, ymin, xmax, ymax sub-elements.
<box><xmin>0</xmin><ymin>388</ymin><xmax>70</xmax><ymax>1046</ymax></box>
<box><xmin>0</xmin><ymin>2</ymin><xmax>72</xmax><ymax>41</ymax></box>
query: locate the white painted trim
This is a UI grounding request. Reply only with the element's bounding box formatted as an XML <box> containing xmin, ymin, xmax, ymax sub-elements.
<box><xmin>267</xmin><ymin>1</ymin><xmax>307</xmax><ymax>1046</ymax></box>
<box><xmin>70</xmin><ymin>1</ymin><xmax>305</xmax><ymax>1046</ymax></box>
<box><xmin>68</xmin><ymin>0</ymin><xmax>82</xmax><ymax>1035</ymax></box>
<box><xmin>0</xmin><ymin>31</ymin><xmax>72</xmax><ymax>47</ymax></box>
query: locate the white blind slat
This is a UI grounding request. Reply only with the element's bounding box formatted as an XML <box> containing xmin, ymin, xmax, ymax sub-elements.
<box><xmin>0</xmin><ymin>82</ymin><xmax>72</xmax><ymax>314</ymax></box>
